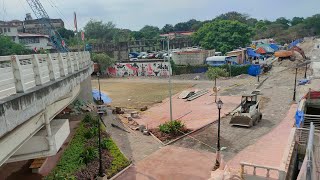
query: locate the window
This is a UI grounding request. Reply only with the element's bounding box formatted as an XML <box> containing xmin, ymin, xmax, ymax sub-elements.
<box><xmin>4</xmin><ymin>28</ymin><xmax>6</xmax><ymax>33</ymax></box>
<box><xmin>7</xmin><ymin>28</ymin><xmax>10</xmax><ymax>32</ymax></box>
<box><xmin>0</xmin><ymin>28</ymin><xmax>2</xmax><ymax>33</ymax></box>
<box><xmin>20</xmin><ymin>37</ymin><xmax>40</xmax><ymax>44</ymax></box>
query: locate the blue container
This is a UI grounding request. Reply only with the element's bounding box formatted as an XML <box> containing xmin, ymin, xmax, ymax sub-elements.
<box><xmin>248</xmin><ymin>65</ymin><xmax>261</xmax><ymax>76</ymax></box>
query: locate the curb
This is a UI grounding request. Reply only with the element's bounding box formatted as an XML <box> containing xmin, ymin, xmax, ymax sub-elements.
<box><xmin>109</xmin><ymin>163</ymin><xmax>133</xmax><ymax>180</ymax></box>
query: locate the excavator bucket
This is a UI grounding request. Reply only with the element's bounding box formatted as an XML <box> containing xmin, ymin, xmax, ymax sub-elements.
<box><xmin>230</xmin><ymin>115</ymin><xmax>253</xmax><ymax>127</ymax></box>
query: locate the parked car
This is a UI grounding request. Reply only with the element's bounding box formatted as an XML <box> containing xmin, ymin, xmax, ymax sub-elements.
<box><xmin>129</xmin><ymin>52</ymin><xmax>140</xmax><ymax>58</ymax></box>
<box><xmin>130</xmin><ymin>58</ymin><xmax>139</xmax><ymax>61</ymax></box>
<box><xmin>138</xmin><ymin>52</ymin><xmax>148</xmax><ymax>59</ymax></box>
<box><xmin>147</xmin><ymin>53</ymin><xmax>156</xmax><ymax>59</ymax></box>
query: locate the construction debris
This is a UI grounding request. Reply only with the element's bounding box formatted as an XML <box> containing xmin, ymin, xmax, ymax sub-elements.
<box><xmin>179</xmin><ymin>90</ymin><xmax>196</xmax><ymax>99</ymax></box>
<box><xmin>111</xmin><ymin>123</ymin><xmax>130</xmax><ymax>133</ymax></box>
<box><xmin>140</xmin><ymin>106</ymin><xmax>148</xmax><ymax>111</ymax></box>
<box><xmin>187</xmin><ymin>89</ymin><xmax>210</xmax><ymax>101</ymax></box>
<box><xmin>61</xmin><ymin>100</ymin><xmax>95</xmax><ymax>115</ymax></box>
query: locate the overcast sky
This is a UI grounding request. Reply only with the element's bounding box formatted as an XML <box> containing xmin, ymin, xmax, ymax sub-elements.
<box><xmin>1</xmin><ymin>0</ymin><xmax>320</xmax><ymax>31</ymax></box>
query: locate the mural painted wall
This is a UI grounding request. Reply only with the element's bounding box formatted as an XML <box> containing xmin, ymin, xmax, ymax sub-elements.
<box><xmin>107</xmin><ymin>61</ymin><xmax>172</xmax><ymax>77</ymax></box>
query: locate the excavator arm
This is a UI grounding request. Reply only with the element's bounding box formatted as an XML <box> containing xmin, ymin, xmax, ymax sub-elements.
<box><xmin>291</xmin><ymin>46</ymin><xmax>308</xmax><ymax>60</ymax></box>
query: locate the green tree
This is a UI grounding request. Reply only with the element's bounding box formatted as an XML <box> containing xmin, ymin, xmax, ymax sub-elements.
<box><xmin>0</xmin><ymin>35</ymin><xmax>30</xmax><ymax>56</ymax></box>
<box><xmin>275</xmin><ymin>17</ymin><xmax>290</xmax><ymax>28</ymax></box>
<box><xmin>57</xmin><ymin>28</ymin><xmax>75</xmax><ymax>40</ymax></box>
<box><xmin>193</xmin><ymin>20</ymin><xmax>252</xmax><ymax>53</ymax></box>
<box><xmin>215</xmin><ymin>11</ymin><xmax>249</xmax><ymax>24</ymax></box>
<box><xmin>139</xmin><ymin>25</ymin><xmax>160</xmax><ymax>40</ymax></box>
<box><xmin>92</xmin><ymin>53</ymin><xmax>115</xmax><ymax>73</ymax></box>
<box><xmin>84</xmin><ymin>20</ymin><xmax>116</xmax><ymax>42</ymax></box>
<box><xmin>161</xmin><ymin>24</ymin><xmax>174</xmax><ymax>34</ymax></box>
<box><xmin>113</xmin><ymin>29</ymin><xmax>132</xmax><ymax>42</ymax></box>
<box><xmin>291</xmin><ymin>17</ymin><xmax>304</xmax><ymax>26</ymax></box>
<box><xmin>206</xmin><ymin>67</ymin><xmax>228</xmax><ymax>102</ymax></box>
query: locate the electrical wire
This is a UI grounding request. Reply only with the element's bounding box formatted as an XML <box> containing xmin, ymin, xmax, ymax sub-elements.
<box><xmin>17</xmin><ymin>0</ymin><xmax>28</xmax><ymax>14</ymax></box>
<box><xmin>45</xmin><ymin>0</ymin><xmax>73</xmax><ymax>29</ymax></box>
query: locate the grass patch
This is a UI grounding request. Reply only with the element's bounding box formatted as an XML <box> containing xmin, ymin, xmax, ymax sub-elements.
<box><xmin>46</xmin><ymin>123</ymin><xmax>87</xmax><ymax>179</ymax></box>
<box><xmin>105</xmin><ymin>138</ymin><xmax>131</xmax><ymax>178</ymax></box>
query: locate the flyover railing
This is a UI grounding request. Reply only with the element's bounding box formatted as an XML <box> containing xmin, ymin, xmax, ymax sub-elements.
<box><xmin>0</xmin><ymin>51</ymin><xmax>92</xmax><ymax>99</ymax></box>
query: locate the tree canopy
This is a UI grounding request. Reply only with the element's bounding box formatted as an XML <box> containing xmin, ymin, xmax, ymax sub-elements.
<box><xmin>0</xmin><ymin>35</ymin><xmax>30</xmax><ymax>56</ymax></box>
<box><xmin>193</xmin><ymin>20</ymin><xmax>252</xmax><ymax>53</ymax></box>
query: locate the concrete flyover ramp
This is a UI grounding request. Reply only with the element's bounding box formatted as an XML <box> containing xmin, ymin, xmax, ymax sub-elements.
<box><xmin>0</xmin><ymin>52</ymin><xmax>93</xmax><ymax>166</ymax></box>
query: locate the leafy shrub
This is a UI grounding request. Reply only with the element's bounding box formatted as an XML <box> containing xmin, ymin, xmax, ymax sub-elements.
<box><xmin>102</xmin><ymin>138</ymin><xmax>113</xmax><ymax>150</ymax></box>
<box><xmin>46</xmin><ymin>123</ymin><xmax>87</xmax><ymax>179</ymax></box>
<box><xmin>159</xmin><ymin>120</ymin><xmax>185</xmax><ymax>135</ymax></box>
<box><xmin>206</xmin><ymin>67</ymin><xmax>229</xmax><ymax>80</ymax></box>
<box><xmin>80</xmin><ymin>146</ymin><xmax>98</xmax><ymax>165</ymax></box>
<box><xmin>84</xmin><ymin>127</ymin><xmax>98</xmax><ymax>139</ymax></box>
<box><xmin>83</xmin><ymin>113</ymin><xmax>95</xmax><ymax>124</ymax></box>
<box><xmin>219</xmin><ymin>64</ymin><xmax>250</xmax><ymax>76</ymax></box>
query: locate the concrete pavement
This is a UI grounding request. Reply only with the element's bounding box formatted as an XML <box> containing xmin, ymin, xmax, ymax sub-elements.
<box><xmin>115</xmin><ymin>145</ymin><xmax>216</xmax><ymax>180</ymax></box>
<box><xmin>225</xmin><ymin>104</ymin><xmax>297</xmax><ymax>178</ymax></box>
<box><xmin>135</xmin><ymin>90</ymin><xmax>241</xmax><ymax>130</ymax></box>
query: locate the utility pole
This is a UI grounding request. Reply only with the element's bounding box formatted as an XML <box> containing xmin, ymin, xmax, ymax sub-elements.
<box><xmin>167</xmin><ymin>37</ymin><xmax>173</xmax><ymax>121</ymax></box>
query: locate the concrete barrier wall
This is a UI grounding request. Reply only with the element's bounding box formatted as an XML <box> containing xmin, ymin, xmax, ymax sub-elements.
<box><xmin>0</xmin><ymin>52</ymin><xmax>93</xmax><ymax>139</ymax></box>
<box><xmin>172</xmin><ymin>50</ymin><xmax>215</xmax><ymax>65</ymax></box>
<box><xmin>107</xmin><ymin>61</ymin><xmax>171</xmax><ymax>77</ymax></box>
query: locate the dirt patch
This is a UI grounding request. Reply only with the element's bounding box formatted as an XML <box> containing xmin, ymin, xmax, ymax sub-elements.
<box><xmin>259</xmin><ymin>96</ymin><xmax>271</xmax><ymax>110</ymax></box>
<box><xmin>92</xmin><ymin>79</ymin><xmax>192</xmax><ymax>109</ymax></box>
<box><xmin>150</xmin><ymin>128</ymin><xmax>191</xmax><ymax>143</ymax></box>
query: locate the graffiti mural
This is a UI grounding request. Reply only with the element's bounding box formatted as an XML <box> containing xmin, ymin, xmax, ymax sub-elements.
<box><xmin>107</xmin><ymin>61</ymin><xmax>171</xmax><ymax>77</ymax></box>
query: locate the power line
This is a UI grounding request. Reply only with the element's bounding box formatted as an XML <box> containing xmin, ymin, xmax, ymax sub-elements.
<box><xmin>45</xmin><ymin>0</ymin><xmax>73</xmax><ymax>29</ymax></box>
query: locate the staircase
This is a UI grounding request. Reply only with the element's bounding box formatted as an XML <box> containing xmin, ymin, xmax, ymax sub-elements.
<box><xmin>303</xmin><ymin>114</ymin><xmax>320</xmax><ymax>130</ymax></box>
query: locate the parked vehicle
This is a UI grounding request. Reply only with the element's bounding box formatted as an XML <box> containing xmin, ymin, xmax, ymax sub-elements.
<box><xmin>129</xmin><ymin>52</ymin><xmax>140</xmax><ymax>58</ymax></box>
<box><xmin>147</xmin><ymin>53</ymin><xmax>156</xmax><ymax>59</ymax></box>
<box><xmin>130</xmin><ymin>58</ymin><xmax>138</xmax><ymax>61</ymax></box>
<box><xmin>138</xmin><ymin>52</ymin><xmax>148</xmax><ymax>59</ymax></box>
<box><xmin>206</xmin><ymin>56</ymin><xmax>231</xmax><ymax>66</ymax></box>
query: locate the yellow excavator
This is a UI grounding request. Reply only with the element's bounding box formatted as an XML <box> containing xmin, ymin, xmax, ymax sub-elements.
<box><xmin>274</xmin><ymin>46</ymin><xmax>309</xmax><ymax>61</ymax></box>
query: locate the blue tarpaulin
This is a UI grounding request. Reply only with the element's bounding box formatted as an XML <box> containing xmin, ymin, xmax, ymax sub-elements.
<box><xmin>295</xmin><ymin>110</ymin><xmax>304</xmax><ymax>127</ymax></box>
<box><xmin>269</xmin><ymin>44</ymin><xmax>279</xmax><ymax>51</ymax></box>
<box><xmin>248</xmin><ymin>65</ymin><xmax>261</xmax><ymax>76</ymax></box>
<box><xmin>92</xmin><ymin>89</ymin><xmax>112</xmax><ymax>104</ymax></box>
<box><xmin>247</xmin><ymin>48</ymin><xmax>261</xmax><ymax>58</ymax></box>
<box><xmin>289</xmin><ymin>39</ymin><xmax>303</xmax><ymax>49</ymax></box>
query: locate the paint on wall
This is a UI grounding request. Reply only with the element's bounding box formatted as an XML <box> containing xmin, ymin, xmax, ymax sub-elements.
<box><xmin>107</xmin><ymin>61</ymin><xmax>171</xmax><ymax>77</ymax></box>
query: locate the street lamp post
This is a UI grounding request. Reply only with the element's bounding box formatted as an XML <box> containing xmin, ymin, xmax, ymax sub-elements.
<box><xmin>167</xmin><ymin>37</ymin><xmax>173</xmax><ymax>121</ymax></box>
<box><xmin>96</xmin><ymin>72</ymin><xmax>105</xmax><ymax>177</ymax></box>
<box><xmin>293</xmin><ymin>68</ymin><xmax>298</xmax><ymax>102</ymax></box>
<box><xmin>213</xmin><ymin>99</ymin><xmax>223</xmax><ymax>170</ymax></box>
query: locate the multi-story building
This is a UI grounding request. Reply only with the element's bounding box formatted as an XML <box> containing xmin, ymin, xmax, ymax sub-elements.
<box><xmin>0</xmin><ymin>23</ymin><xmax>19</xmax><ymax>43</ymax></box>
<box><xmin>18</xmin><ymin>33</ymin><xmax>52</xmax><ymax>50</ymax></box>
<box><xmin>3</xmin><ymin>14</ymin><xmax>64</xmax><ymax>35</ymax></box>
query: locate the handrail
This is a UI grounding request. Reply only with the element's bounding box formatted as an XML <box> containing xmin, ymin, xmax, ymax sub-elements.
<box><xmin>240</xmin><ymin>162</ymin><xmax>285</xmax><ymax>179</ymax></box>
<box><xmin>0</xmin><ymin>51</ymin><xmax>92</xmax><ymax>99</ymax></box>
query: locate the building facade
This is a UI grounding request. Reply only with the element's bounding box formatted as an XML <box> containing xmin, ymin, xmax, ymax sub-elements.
<box><xmin>0</xmin><ymin>23</ymin><xmax>19</xmax><ymax>43</ymax></box>
<box><xmin>18</xmin><ymin>33</ymin><xmax>52</xmax><ymax>50</ymax></box>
